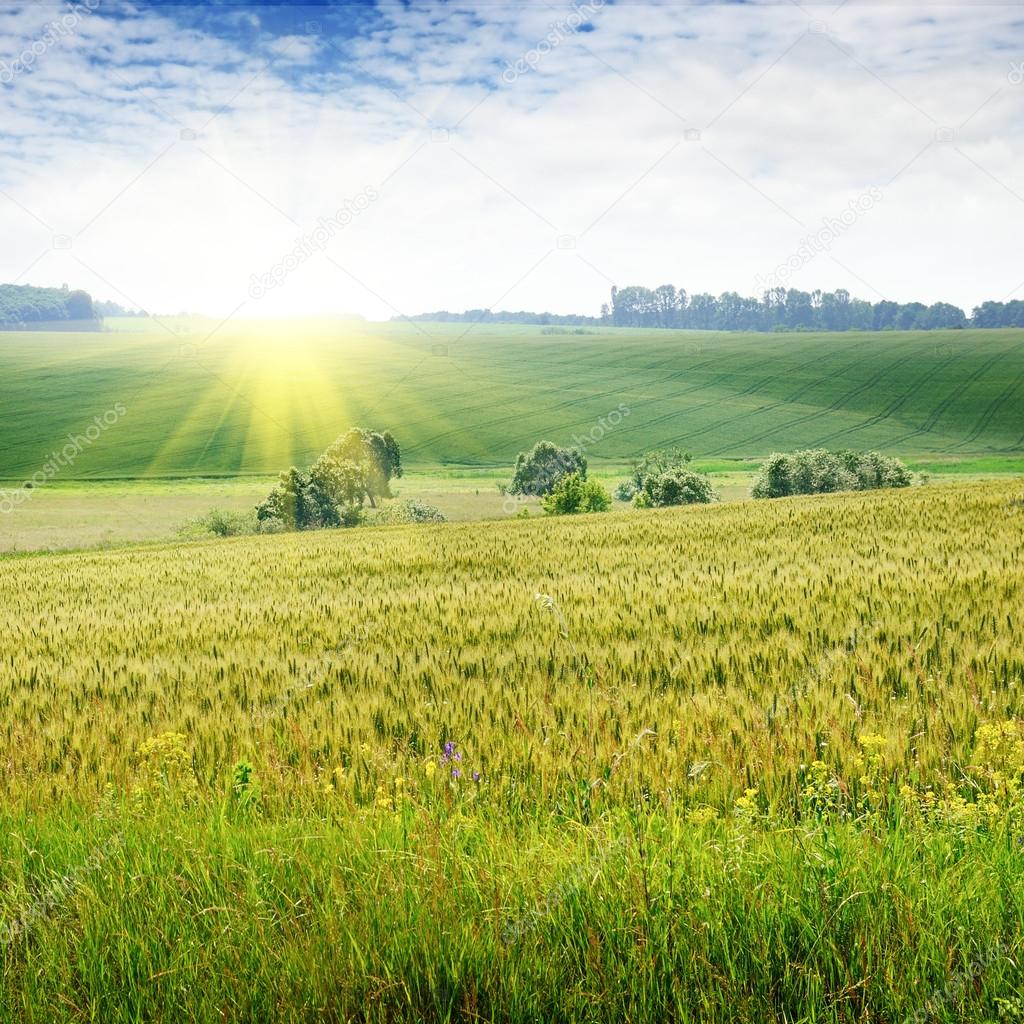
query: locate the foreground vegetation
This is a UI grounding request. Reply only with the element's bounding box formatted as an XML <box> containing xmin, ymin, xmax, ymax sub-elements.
<box><xmin>2</xmin><ymin>321</ymin><xmax>1024</xmax><ymax>480</ymax></box>
<box><xmin>0</xmin><ymin>480</ymin><xmax>1022</xmax><ymax>1020</ymax></box>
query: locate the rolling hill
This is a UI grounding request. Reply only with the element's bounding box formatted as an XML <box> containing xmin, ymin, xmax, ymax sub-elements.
<box><xmin>1</xmin><ymin>318</ymin><xmax>1023</xmax><ymax>479</ymax></box>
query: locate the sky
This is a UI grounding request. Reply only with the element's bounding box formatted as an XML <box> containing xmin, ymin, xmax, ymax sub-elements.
<box><xmin>1</xmin><ymin>0</ymin><xmax>1023</xmax><ymax>321</ymax></box>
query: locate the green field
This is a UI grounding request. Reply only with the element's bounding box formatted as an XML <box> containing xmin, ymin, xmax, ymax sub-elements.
<box><xmin>2</xmin><ymin>480</ymin><xmax>1024</xmax><ymax>1021</ymax></box>
<box><xmin>2</xmin><ymin>319</ymin><xmax>1023</xmax><ymax>482</ymax></box>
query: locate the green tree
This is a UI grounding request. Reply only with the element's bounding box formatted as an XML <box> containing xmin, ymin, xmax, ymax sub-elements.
<box><xmin>541</xmin><ymin>473</ymin><xmax>610</xmax><ymax>515</ymax></box>
<box><xmin>65</xmin><ymin>289</ymin><xmax>96</xmax><ymax>321</ymax></box>
<box><xmin>509</xmin><ymin>441</ymin><xmax>587</xmax><ymax>497</ymax></box>
<box><xmin>629</xmin><ymin>448</ymin><xmax>692</xmax><ymax>492</ymax></box>
<box><xmin>634</xmin><ymin>469</ymin><xmax>717</xmax><ymax>507</ymax></box>
<box><xmin>256</xmin><ymin>467</ymin><xmax>319</xmax><ymax>530</ymax></box>
<box><xmin>256</xmin><ymin>428</ymin><xmax>404</xmax><ymax>532</ymax></box>
<box><xmin>309</xmin><ymin>454</ymin><xmax>368</xmax><ymax>524</ymax></box>
<box><xmin>316</xmin><ymin>428</ymin><xmax>402</xmax><ymax>508</ymax></box>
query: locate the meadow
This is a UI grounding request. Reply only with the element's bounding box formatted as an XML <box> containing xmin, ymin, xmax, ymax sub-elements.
<box><xmin>1</xmin><ymin>479</ymin><xmax>1023</xmax><ymax>1021</ymax></box>
<box><xmin>2</xmin><ymin>320</ymin><xmax>1024</xmax><ymax>483</ymax></box>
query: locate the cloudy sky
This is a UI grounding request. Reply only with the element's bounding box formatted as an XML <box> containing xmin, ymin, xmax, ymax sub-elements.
<box><xmin>1</xmin><ymin>0</ymin><xmax>1022</xmax><ymax>320</ymax></box>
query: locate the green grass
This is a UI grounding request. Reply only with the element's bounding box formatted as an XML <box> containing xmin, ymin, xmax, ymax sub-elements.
<box><xmin>3</xmin><ymin>805</ymin><xmax>1023</xmax><ymax>1023</ymax></box>
<box><xmin>1</xmin><ymin>318</ymin><xmax>1023</xmax><ymax>481</ymax></box>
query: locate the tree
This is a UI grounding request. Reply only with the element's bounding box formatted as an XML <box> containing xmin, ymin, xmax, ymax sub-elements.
<box><xmin>629</xmin><ymin>448</ymin><xmax>692</xmax><ymax>492</ymax></box>
<box><xmin>750</xmin><ymin>453</ymin><xmax>793</xmax><ymax>499</ymax></box>
<box><xmin>653</xmin><ymin>284</ymin><xmax>677</xmax><ymax>328</ymax></box>
<box><xmin>256</xmin><ymin>467</ymin><xmax>320</xmax><ymax>530</ymax></box>
<box><xmin>315</xmin><ymin>428</ymin><xmax>402</xmax><ymax>508</ymax></box>
<box><xmin>66</xmin><ymin>289</ymin><xmax>95</xmax><ymax>321</ymax></box>
<box><xmin>308</xmin><ymin>456</ymin><xmax>367</xmax><ymax>525</ymax></box>
<box><xmin>256</xmin><ymin>428</ymin><xmax>404</xmax><ymax>531</ymax></box>
<box><xmin>634</xmin><ymin>469</ymin><xmax>717</xmax><ymax>507</ymax></box>
<box><xmin>509</xmin><ymin>441</ymin><xmax>587</xmax><ymax>497</ymax></box>
<box><xmin>541</xmin><ymin>473</ymin><xmax>611</xmax><ymax>515</ymax></box>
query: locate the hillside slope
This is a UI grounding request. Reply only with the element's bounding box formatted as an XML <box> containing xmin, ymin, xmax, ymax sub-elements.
<box><xmin>1</xmin><ymin>319</ymin><xmax>1022</xmax><ymax>478</ymax></box>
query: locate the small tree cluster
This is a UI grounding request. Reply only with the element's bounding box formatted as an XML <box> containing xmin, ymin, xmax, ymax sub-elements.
<box><xmin>751</xmin><ymin>449</ymin><xmax>912</xmax><ymax>499</ymax></box>
<box><xmin>541</xmin><ymin>473</ymin><xmax>611</xmax><ymax>515</ymax></box>
<box><xmin>625</xmin><ymin>448</ymin><xmax>718</xmax><ymax>508</ymax></box>
<box><xmin>256</xmin><ymin>428</ymin><xmax>402</xmax><ymax>531</ymax></box>
<box><xmin>508</xmin><ymin>441</ymin><xmax>587</xmax><ymax>497</ymax></box>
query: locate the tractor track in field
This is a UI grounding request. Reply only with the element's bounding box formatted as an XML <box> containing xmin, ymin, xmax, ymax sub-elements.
<box><xmin>942</xmin><ymin>357</ymin><xmax>1024</xmax><ymax>452</ymax></box>
<box><xmin>402</xmin><ymin>355</ymin><xmax>747</xmax><ymax>457</ymax></box>
<box><xmin>805</xmin><ymin>350</ymin><xmax>961</xmax><ymax>449</ymax></box>
<box><xmin>477</xmin><ymin>350</ymin><xmax>815</xmax><ymax>456</ymax></box>
<box><xmin>683</xmin><ymin>349</ymin><xmax>921</xmax><ymax>456</ymax></box>
<box><xmin>571</xmin><ymin>344</ymin><xmax>865</xmax><ymax>447</ymax></box>
<box><xmin>883</xmin><ymin>339</ymin><xmax>1024</xmax><ymax>451</ymax></box>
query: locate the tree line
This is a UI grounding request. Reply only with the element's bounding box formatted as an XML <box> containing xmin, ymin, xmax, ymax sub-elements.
<box><xmin>0</xmin><ymin>284</ymin><xmax>99</xmax><ymax>329</ymax></box>
<box><xmin>607</xmin><ymin>286</ymin><xmax>969</xmax><ymax>332</ymax></box>
<box><xmin>402</xmin><ymin>286</ymin><xmax>1024</xmax><ymax>332</ymax></box>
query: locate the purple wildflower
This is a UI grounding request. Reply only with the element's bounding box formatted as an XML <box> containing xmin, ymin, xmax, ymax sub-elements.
<box><xmin>451</xmin><ymin>768</ymin><xmax>461</xmax><ymax>779</ymax></box>
<box><xmin>472</xmin><ymin>771</ymin><xmax>481</xmax><ymax>783</ymax></box>
<box><xmin>441</xmin><ymin>741</ymin><xmax>462</xmax><ymax>764</ymax></box>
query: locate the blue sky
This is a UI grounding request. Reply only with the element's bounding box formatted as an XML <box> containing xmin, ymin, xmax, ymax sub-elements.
<box><xmin>1</xmin><ymin>1</ymin><xmax>1023</xmax><ymax>318</ymax></box>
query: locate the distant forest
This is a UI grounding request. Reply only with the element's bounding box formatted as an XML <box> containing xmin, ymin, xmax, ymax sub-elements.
<box><xmin>0</xmin><ymin>283</ymin><xmax>100</xmax><ymax>329</ymax></box>
<box><xmin>403</xmin><ymin>286</ymin><xmax>1024</xmax><ymax>332</ymax></box>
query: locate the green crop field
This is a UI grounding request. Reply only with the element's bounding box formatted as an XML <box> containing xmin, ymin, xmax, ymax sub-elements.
<box><xmin>1</xmin><ymin>480</ymin><xmax>1024</xmax><ymax>1021</ymax></box>
<box><xmin>1</xmin><ymin>319</ymin><xmax>1023</xmax><ymax>482</ymax></box>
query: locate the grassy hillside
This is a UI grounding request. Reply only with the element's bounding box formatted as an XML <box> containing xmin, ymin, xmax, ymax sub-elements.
<box><xmin>1</xmin><ymin>481</ymin><xmax>1023</xmax><ymax>1020</ymax></box>
<box><xmin>1</xmin><ymin>319</ymin><xmax>1023</xmax><ymax>479</ymax></box>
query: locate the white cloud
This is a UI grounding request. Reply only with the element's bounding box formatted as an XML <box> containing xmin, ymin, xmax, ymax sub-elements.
<box><xmin>1</xmin><ymin>1</ymin><xmax>1022</xmax><ymax>319</ymax></box>
<box><xmin>265</xmin><ymin>34</ymin><xmax>320</xmax><ymax>64</ymax></box>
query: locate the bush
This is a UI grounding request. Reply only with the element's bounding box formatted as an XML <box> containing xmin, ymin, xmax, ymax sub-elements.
<box><xmin>614</xmin><ymin>480</ymin><xmax>637</xmax><ymax>502</ymax></box>
<box><xmin>751</xmin><ymin>449</ymin><xmax>913</xmax><ymax>499</ymax></box>
<box><xmin>370</xmin><ymin>500</ymin><xmax>447</xmax><ymax>525</ymax></box>
<box><xmin>178</xmin><ymin>508</ymin><xmax>261</xmax><ymax>539</ymax></box>
<box><xmin>541</xmin><ymin>473</ymin><xmax>611</xmax><ymax>515</ymax></box>
<box><xmin>634</xmin><ymin>469</ymin><xmax>718</xmax><ymax>507</ymax></box>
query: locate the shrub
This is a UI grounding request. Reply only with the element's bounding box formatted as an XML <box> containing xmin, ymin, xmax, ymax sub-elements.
<box><xmin>614</xmin><ymin>480</ymin><xmax>637</xmax><ymax>502</ymax></box>
<box><xmin>179</xmin><ymin>508</ymin><xmax>260</xmax><ymax>539</ymax></box>
<box><xmin>371</xmin><ymin>500</ymin><xmax>447</xmax><ymax>525</ymax></box>
<box><xmin>541</xmin><ymin>473</ymin><xmax>611</xmax><ymax>515</ymax></box>
<box><xmin>751</xmin><ymin>449</ymin><xmax>913</xmax><ymax>499</ymax></box>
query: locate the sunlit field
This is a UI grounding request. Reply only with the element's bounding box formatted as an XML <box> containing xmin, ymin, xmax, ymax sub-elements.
<box><xmin>1</xmin><ymin>480</ymin><xmax>1023</xmax><ymax>1021</ymax></box>
<box><xmin>2</xmin><ymin>319</ymin><xmax>1023</xmax><ymax>482</ymax></box>
<box><xmin>7</xmin><ymin>0</ymin><xmax>1024</xmax><ymax>1020</ymax></box>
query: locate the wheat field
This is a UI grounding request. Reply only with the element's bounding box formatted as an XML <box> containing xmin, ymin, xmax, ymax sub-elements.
<box><xmin>1</xmin><ymin>480</ymin><xmax>1023</xmax><ymax>1021</ymax></box>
